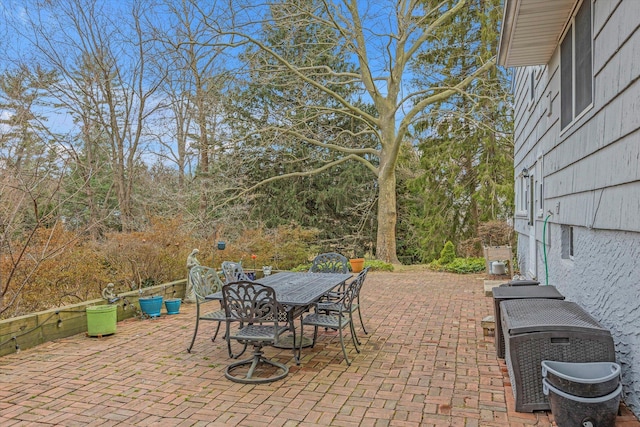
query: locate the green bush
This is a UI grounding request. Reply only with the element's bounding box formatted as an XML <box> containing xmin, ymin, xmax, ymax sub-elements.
<box><xmin>430</xmin><ymin>257</ymin><xmax>485</xmax><ymax>274</ymax></box>
<box><xmin>290</xmin><ymin>263</ymin><xmax>311</xmax><ymax>272</ymax></box>
<box><xmin>364</xmin><ymin>259</ymin><xmax>394</xmax><ymax>272</ymax></box>
<box><xmin>439</xmin><ymin>241</ymin><xmax>456</xmax><ymax>264</ymax></box>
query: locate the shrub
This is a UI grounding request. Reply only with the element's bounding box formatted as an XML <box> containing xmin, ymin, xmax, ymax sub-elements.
<box><xmin>100</xmin><ymin>216</ymin><xmax>199</xmax><ymax>293</ymax></box>
<box><xmin>290</xmin><ymin>263</ymin><xmax>311</xmax><ymax>272</ymax></box>
<box><xmin>364</xmin><ymin>259</ymin><xmax>394</xmax><ymax>272</ymax></box>
<box><xmin>478</xmin><ymin>220</ymin><xmax>515</xmax><ymax>247</ymax></box>
<box><xmin>438</xmin><ymin>241</ymin><xmax>456</xmax><ymax>265</ymax></box>
<box><xmin>220</xmin><ymin>224</ymin><xmax>320</xmax><ymax>271</ymax></box>
<box><xmin>429</xmin><ymin>256</ymin><xmax>485</xmax><ymax>274</ymax></box>
<box><xmin>1</xmin><ymin>218</ymin><xmax>348</xmax><ymax>318</ymax></box>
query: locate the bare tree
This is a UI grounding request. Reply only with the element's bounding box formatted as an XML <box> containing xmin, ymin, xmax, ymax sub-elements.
<box><xmin>0</xmin><ymin>67</ymin><xmax>83</xmax><ymax>315</ymax></box>
<box><xmin>153</xmin><ymin>0</ymin><xmax>234</xmax><ymax>221</ymax></box>
<box><xmin>17</xmin><ymin>0</ymin><xmax>167</xmax><ymax>232</ymax></box>
<box><xmin>195</xmin><ymin>0</ymin><xmax>495</xmax><ymax>263</ymax></box>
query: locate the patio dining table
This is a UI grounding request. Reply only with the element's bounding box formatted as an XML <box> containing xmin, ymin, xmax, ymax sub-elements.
<box><xmin>206</xmin><ymin>271</ymin><xmax>353</xmax><ymax>362</ymax></box>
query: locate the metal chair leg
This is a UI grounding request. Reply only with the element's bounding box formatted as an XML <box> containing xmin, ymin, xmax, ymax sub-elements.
<box><xmin>187</xmin><ymin>312</ymin><xmax>200</xmax><ymax>353</ymax></box>
<box><xmin>338</xmin><ymin>325</ymin><xmax>351</xmax><ymax>365</ymax></box>
<box><xmin>225</xmin><ymin>321</ymin><xmax>248</xmax><ymax>359</ymax></box>
<box><xmin>211</xmin><ymin>322</ymin><xmax>222</xmax><ymax>342</ymax></box>
<box><xmin>357</xmin><ymin>305</ymin><xmax>368</xmax><ymax>335</ymax></box>
<box><xmin>350</xmin><ymin>321</ymin><xmax>361</xmax><ymax>347</ymax></box>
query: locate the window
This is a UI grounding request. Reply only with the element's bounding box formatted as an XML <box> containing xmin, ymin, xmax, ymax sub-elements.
<box><xmin>560</xmin><ymin>0</ymin><xmax>592</xmax><ymax>129</ymax></box>
<box><xmin>517</xmin><ymin>176</ymin><xmax>526</xmax><ymax>213</ymax></box>
<box><xmin>516</xmin><ymin>170</ymin><xmax>529</xmax><ymax>215</ymax></box>
<box><xmin>529</xmin><ymin>176</ymin><xmax>535</xmax><ymax>226</ymax></box>
<box><xmin>537</xmin><ymin>157</ymin><xmax>544</xmax><ymax>216</ymax></box>
<box><xmin>561</xmin><ymin>225</ymin><xmax>574</xmax><ymax>259</ymax></box>
<box><xmin>539</xmin><ymin>181</ymin><xmax>544</xmax><ymax>211</ymax></box>
<box><xmin>527</xmin><ymin>70</ymin><xmax>535</xmax><ymax>110</ymax></box>
<box><xmin>530</xmin><ymin>70</ymin><xmax>535</xmax><ymax>101</ymax></box>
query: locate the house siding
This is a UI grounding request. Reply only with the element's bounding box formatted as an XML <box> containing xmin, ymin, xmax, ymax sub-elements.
<box><xmin>510</xmin><ymin>0</ymin><xmax>640</xmax><ymax>416</ymax></box>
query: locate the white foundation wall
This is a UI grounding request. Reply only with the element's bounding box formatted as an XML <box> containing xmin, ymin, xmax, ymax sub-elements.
<box><xmin>519</xmin><ymin>225</ymin><xmax>640</xmax><ymax>415</ymax></box>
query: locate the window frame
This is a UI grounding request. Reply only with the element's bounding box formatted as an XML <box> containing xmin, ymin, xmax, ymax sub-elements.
<box><xmin>536</xmin><ymin>155</ymin><xmax>544</xmax><ymax>218</ymax></box>
<box><xmin>516</xmin><ymin>173</ymin><xmax>529</xmax><ymax>217</ymax></box>
<box><xmin>561</xmin><ymin>225</ymin><xmax>575</xmax><ymax>260</ymax></box>
<box><xmin>528</xmin><ymin>175</ymin><xmax>535</xmax><ymax>226</ymax></box>
<box><xmin>559</xmin><ymin>0</ymin><xmax>593</xmax><ymax>131</ymax></box>
<box><xmin>528</xmin><ymin>70</ymin><xmax>535</xmax><ymax>111</ymax></box>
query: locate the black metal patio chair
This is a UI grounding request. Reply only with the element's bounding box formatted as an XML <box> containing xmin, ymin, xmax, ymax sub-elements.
<box><xmin>308</xmin><ymin>252</ymin><xmax>349</xmax><ymax>274</ymax></box>
<box><xmin>221</xmin><ymin>261</ymin><xmax>251</xmax><ymax>284</ymax></box>
<box><xmin>222</xmin><ymin>281</ymin><xmax>292</xmax><ymax>383</ymax></box>
<box><xmin>316</xmin><ymin>267</ymin><xmax>370</xmax><ymax>344</ymax></box>
<box><xmin>298</xmin><ymin>269</ymin><xmax>367</xmax><ymax>365</ymax></box>
<box><xmin>309</xmin><ymin>252</ymin><xmax>350</xmax><ymax>302</ymax></box>
<box><xmin>186</xmin><ymin>266</ymin><xmax>245</xmax><ymax>358</ymax></box>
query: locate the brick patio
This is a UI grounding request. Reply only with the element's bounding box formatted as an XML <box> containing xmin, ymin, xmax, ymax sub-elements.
<box><xmin>0</xmin><ymin>269</ymin><xmax>638</xmax><ymax>426</ymax></box>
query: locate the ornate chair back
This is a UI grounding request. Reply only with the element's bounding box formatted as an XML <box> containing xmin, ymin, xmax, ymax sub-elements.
<box><xmin>222</xmin><ymin>281</ymin><xmax>283</xmax><ymax>327</ymax></box>
<box><xmin>189</xmin><ymin>265</ymin><xmax>223</xmax><ymax>300</ymax></box>
<box><xmin>221</xmin><ymin>261</ymin><xmax>250</xmax><ymax>284</ymax></box>
<box><xmin>339</xmin><ymin>268</ymin><xmax>367</xmax><ymax>315</ymax></box>
<box><xmin>309</xmin><ymin>252</ymin><xmax>349</xmax><ymax>274</ymax></box>
<box><xmin>221</xmin><ymin>281</ymin><xmax>290</xmax><ymax>383</ymax></box>
<box><xmin>351</xmin><ymin>267</ymin><xmax>369</xmax><ymax>302</ymax></box>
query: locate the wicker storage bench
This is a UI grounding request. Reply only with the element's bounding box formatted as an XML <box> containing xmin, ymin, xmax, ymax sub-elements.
<box><xmin>500</xmin><ymin>299</ymin><xmax>615</xmax><ymax>412</ymax></box>
<box><xmin>493</xmin><ymin>285</ymin><xmax>565</xmax><ymax>358</ymax></box>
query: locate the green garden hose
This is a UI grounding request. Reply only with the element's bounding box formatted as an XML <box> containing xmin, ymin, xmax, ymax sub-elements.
<box><xmin>542</xmin><ymin>212</ymin><xmax>553</xmax><ymax>285</ymax></box>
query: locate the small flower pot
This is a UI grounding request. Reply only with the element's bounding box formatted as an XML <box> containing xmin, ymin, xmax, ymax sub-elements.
<box><xmin>139</xmin><ymin>295</ymin><xmax>163</xmax><ymax>318</ymax></box>
<box><xmin>164</xmin><ymin>298</ymin><xmax>181</xmax><ymax>315</ymax></box>
<box><xmin>350</xmin><ymin>258</ymin><xmax>365</xmax><ymax>273</ymax></box>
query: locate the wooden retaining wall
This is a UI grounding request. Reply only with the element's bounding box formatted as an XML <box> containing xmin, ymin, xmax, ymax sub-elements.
<box><xmin>0</xmin><ymin>279</ymin><xmax>186</xmax><ymax>357</ymax></box>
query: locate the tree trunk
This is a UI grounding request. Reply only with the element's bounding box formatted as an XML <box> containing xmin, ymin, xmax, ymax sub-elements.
<box><xmin>376</xmin><ymin>145</ymin><xmax>400</xmax><ymax>264</ymax></box>
<box><xmin>82</xmin><ymin>122</ymin><xmax>101</xmax><ymax>239</ymax></box>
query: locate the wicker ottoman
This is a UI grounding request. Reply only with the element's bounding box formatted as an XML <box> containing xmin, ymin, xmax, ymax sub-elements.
<box><xmin>501</xmin><ymin>299</ymin><xmax>615</xmax><ymax>412</ymax></box>
<box><xmin>493</xmin><ymin>285</ymin><xmax>565</xmax><ymax>358</ymax></box>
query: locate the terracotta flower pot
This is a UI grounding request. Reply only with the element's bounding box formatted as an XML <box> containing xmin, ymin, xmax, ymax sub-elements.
<box><xmin>349</xmin><ymin>258</ymin><xmax>365</xmax><ymax>273</ymax></box>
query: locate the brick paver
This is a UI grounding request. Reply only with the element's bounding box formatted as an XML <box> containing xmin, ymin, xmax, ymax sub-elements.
<box><xmin>0</xmin><ymin>269</ymin><xmax>637</xmax><ymax>426</ymax></box>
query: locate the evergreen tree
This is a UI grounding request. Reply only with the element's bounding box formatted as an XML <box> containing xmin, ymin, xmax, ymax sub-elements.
<box><xmin>199</xmin><ymin>0</ymin><xmax>495</xmax><ymax>263</ymax></box>
<box><xmin>231</xmin><ymin>0</ymin><xmax>377</xmax><ymax>252</ymax></box>
<box><xmin>405</xmin><ymin>0</ymin><xmax>513</xmax><ymax>262</ymax></box>
<box><xmin>0</xmin><ymin>66</ymin><xmax>61</xmax><ymax>228</ymax></box>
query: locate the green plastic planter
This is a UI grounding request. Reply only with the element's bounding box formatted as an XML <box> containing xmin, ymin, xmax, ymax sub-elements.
<box><xmin>86</xmin><ymin>305</ymin><xmax>117</xmax><ymax>336</ymax></box>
